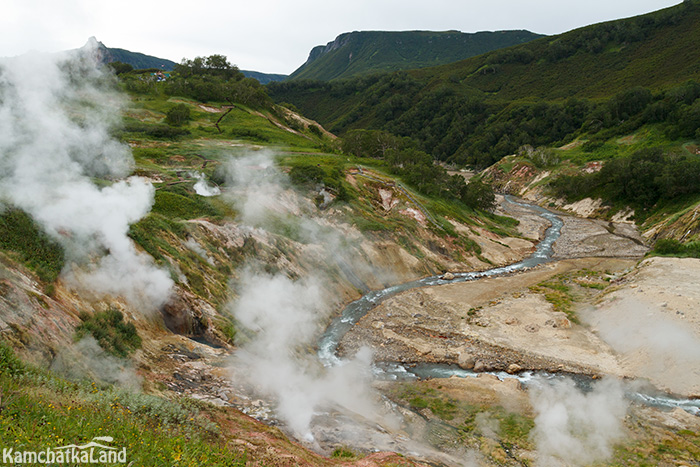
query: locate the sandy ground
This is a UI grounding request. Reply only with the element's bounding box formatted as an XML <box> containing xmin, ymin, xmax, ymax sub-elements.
<box><xmin>341</xmin><ymin>198</ymin><xmax>651</xmax><ymax>378</ymax></box>
<box><xmin>339</xmin><ymin>258</ymin><xmax>636</xmax><ymax>376</ymax></box>
<box><xmin>553</xmin><ymin>216</ymin><xmax>647</xmax><ymax>259</ymax></box>
<box><xmin>586</xmin><ymin>257</ymin><xmax>700</xmax><ymax>396</ymax></box>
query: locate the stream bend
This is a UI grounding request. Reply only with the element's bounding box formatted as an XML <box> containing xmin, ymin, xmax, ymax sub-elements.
<box><xmin>318</xmin><ymin>195</ymin><xmax>562</xmax><ymax>367</ymax></box>
<box><xmin>318</xmin><ymin>196</ymin><xmax>700</xmax><ymax>416</ymax></box>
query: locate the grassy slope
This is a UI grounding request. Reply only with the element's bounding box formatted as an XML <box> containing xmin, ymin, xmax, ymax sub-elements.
<box><xmin>424</xmin><ymin>2</ymin><xmax>700</xmax><ymax>100</ymax></box>
<box><xmin>289</xmin><ymin>30</ymin><xmax>544</xmax><ymax>81</ymax></box>
<box><xmin>103</xmin><ymin>44</ymin><xmax>178</xmax><ymax>70</ymax></box>
<box><xmin>0</xmin><ymin>82</ymin><xmax>520</xmax><ymax>466</ymax></box>
<box><xmin>0</xmin><ymin>344</ymin><xmax>368</xmax><ymax>467</ymax></box>
<box><xmin>123</xmin><ymin>90</ymin><xmax>517</xmax><ymax>261</ymax></box>
<box><xmin>271</xmin><ymin>1</ymin><xmax>700</xmax><ymax>129</ymax></box>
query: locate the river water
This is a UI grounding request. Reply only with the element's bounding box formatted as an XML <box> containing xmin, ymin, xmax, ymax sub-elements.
<box><xmin>318</xmin><ymin>196</ymin><xmax>700</xmax><ymax>416</ymax></box>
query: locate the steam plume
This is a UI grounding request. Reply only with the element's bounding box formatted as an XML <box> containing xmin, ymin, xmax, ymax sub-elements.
<box><xmin>583</xmin><ymin>299</ymin><xmax>700</xmax><ymax>394</ymax></box>
<box><xmin>230</xmin><ymin>271</ymin><xmax>385</xmax><ymax>440</ymax></box>
<box><xmin>224</xmin><ymin>152</ymin><xmax>394</xmax><ymax>440</ymax></box>
<box><xmin>50</xmin><ymin>336</ymin><xmax>141</xmax><ymax>390</ymax></box>
<box><xmin>530</xmin><ymin>377</ymin><xmax>627</xmax><ymax>466</ymax></box>
<box><xmin>0</xmin><ymin>44</ymin><xmax>172</xmax><ymax>308</ymax></box>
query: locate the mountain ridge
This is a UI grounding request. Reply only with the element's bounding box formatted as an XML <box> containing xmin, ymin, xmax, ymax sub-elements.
<box><xmin>78</xmin><ymin>37</ymin><xmax>286</xmax><ymax>83</ymax></box>
<box><xmin>288</xmin><ymin>29</ymin><xmax>545</xmax><ymax>81</ymax></box>
<box><xmin>269</xmin><ymin>0</ymin><xmax>700</xmax><ymax>166</ymax></box>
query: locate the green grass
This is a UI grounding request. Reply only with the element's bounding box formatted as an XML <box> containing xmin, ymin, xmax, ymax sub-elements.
<box><xmin>127</xmin><ymin>213</ymin><xmax>233</xmax><ymax>305</ymax></box>
<box><xmin>529</xmin><ymin>279</ymin><xmax>577</xmax><ymax>323</ymax></box>
<box><xmin>123</xmin><ymin>94</ymin><xmax>328</xmax><ymax>151</ymax></box>
<box><xmin>529</xmin><ymin>270</ymin><xmax>612</xmax><ymax>323</ymax></box>
<box><xmin>287</xmin><ymin>30</ymin><xmax>543</xmax><ymax>81</ymax></box>
<box><xmin>128</xmin><ymin>213</ymin><xmax>186</xmax><ymax>266</ymax></box>
<box><xmin>391</xmin><ymin>382</ymin><xmax>536</xmax><ymax>461</ymax></box>
<box><xmin>0</xmin><ymin>343</ymin><xmax>246</xmax><ymax>467</ymax></box>
<box><xmin>650</xmin><ymin>238</ymin><xmax>700</xmax><ymax>258</ymax></box>
<box><xmin>401</xmin><ymin>386</ymin><xmax>459</xmax><ymax>421</ymax></box>
<box><xmin>331</xmin><ymin>446</ymin><xmax>357</xmax><ymax>459</ymax></box>
<box><xmin>151</xmin><ymin>190</ymin><xmax>221</xmax><ymax>220</ymax></box>
<box><xmin>75</xmin><ymin>309</ymin><xmax>142</xmax><ymax>358</ymax></box>
<box><xmin>560</xmin><ymin>126</ymin><xmax>686</xmax><ymax>165</ymax></box>
<box><xmin>0</xmin><ymin>209</ymin><xmax>64</xmax><ymax>283</ymax></box>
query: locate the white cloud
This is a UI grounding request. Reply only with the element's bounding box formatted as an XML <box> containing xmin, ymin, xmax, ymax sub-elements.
<box><xmin>0</xmin><ymin>0</ymin><xmax>682</xmax><ymax>73</ymax></box>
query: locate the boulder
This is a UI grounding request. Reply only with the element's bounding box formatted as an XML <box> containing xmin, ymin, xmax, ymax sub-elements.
<box><xmin>507</xmin><ymin>363</ymin><xmax>522</xmax><ymax>374</ymax></box>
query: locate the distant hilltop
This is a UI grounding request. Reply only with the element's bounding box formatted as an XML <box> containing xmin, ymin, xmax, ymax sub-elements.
<box><xmin>288</xmin><ymin>29</ymin><xmax>545</xmax><ymax>81</ymax></box>
<box><xmin>78</xmin><ymin>38</ymin><xmax>287</xmax><ymax>83</ymax></box>
<box><xmin>83</xmin><ymin>37</ymin><xmax>178</xmax><ymax>70</ymax></box>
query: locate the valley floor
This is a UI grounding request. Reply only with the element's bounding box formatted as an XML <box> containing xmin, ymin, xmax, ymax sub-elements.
<box><xmin>147</xmin><ymin>196</ymin><xmax>700</xmax><ymax>465</ymax></box>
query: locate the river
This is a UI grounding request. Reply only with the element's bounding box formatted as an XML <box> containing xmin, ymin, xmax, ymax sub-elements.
<box><xmin>319</xmin><ymin>196</ymin><xmax>700</xmax><ymax>416</ymax></box>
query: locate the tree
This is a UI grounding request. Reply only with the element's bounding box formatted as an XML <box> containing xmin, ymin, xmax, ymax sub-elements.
<box><xmin>461</xmin><ymin>179</ymin><xmax>496</xmax><ymax>211</ymax></box>
<box><xmin>108</xmin><ymin>61</ymin><xmax>134</xmax><ymax>75</ymax></box>
<box><xmin>341</xmin><ymin>129</ymin><xmax>402</xmax><ymax>158</ymax></box>
<box><xmin>174</xmin><ymin>55</ymin><xmax>241</xmax><ymax>80</ymax></box>
<box><xmin>165</xmin><ymin>104</ymin><xmax>191</xmax><ymax>126</ymax></box>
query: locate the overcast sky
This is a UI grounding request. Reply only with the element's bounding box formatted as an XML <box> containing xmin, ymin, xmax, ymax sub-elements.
<box><xmin>3</xmin><ymin>0</ymin><xmax>682</xmax><ymax>74</ymax></box>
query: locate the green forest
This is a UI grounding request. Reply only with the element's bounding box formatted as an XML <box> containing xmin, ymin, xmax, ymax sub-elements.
<box><xmin>269</xmin><ymin>1</ymin><xmax>700</xmax><ymax>167</ymax></box>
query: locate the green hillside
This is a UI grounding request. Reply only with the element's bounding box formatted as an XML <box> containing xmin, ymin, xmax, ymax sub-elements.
<box><xmin>241</xmin><ymin>70</ymin><xmax>287</xmax><ymax>84</ymax></box>
<box><xmin>288</xmin><ymin>30</ymin><xmax>544</xmax><ymax>81</ymax></box>
<box><xmin>268</xmin><ymin>1</ymin><xmax>700</xmax><ymax>167</ymax></box>
<box><xmin>84</xmin><ymin>38</ymin><xmax>286</xmax><ymax>83</ymax></box>
<box><xmin>104</xmin><ymin>46</ymin><xmax>176</xmax><ymax>70</ymax></box>
<box><xmin>84</xmin><ymin>38</ymin><xmax>179</xmax><ymax>70</ymax></box>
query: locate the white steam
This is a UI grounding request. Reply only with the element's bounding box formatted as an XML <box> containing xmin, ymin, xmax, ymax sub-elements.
<box><xmin>225</xmin><ymin>152</ymin><xmax>395</xmax><ymax>440</ymax></box>
<box><xmin>50</xmin><ymin>336</ymin><xmax>142</xmax><ymax>390</ymax></box>
<box><xmin>530</xmin><ymin>377</ymin><xmax>627</xmax><ymax>467</ymax></box>
<box><xmin>191</xmin><ymin>171</ymin><xmax>220</xmax><ymax>197</ymax></box>
<box><xmin>223</xmin><ymin>150</ymin><xmax>294</xmax><ymax>226</ymax></box>
<box><xmin>583</xmin><ymin>299</ymin><xmax>700</xmax><ymax>394</ymax></box>
<box><xmin>185</xmin><ymin>238</ymin><xmax>215</xmax><ymax>266</ymax></box>
<box><xmin>0</xmin><ymin>46</ymin><xmax>172</xmax><ymax>308</ymax></box>
<box><xmin>230</xmin><ymin>271</ymin><xmax>387</xmax><ymax>440</ymax></box>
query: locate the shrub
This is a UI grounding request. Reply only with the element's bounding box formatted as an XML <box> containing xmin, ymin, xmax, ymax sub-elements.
<box><xmin>288</xmin><ymin>164</ymin><xmax>325</xmax><ymax>186</ymax></box>
<box><xmin>151</xmin><ymin>190</ymin><xmax>219</xmax><ymax>220</ymax></box>
<box><xmin>653</xmin><ymin>238</ymin><xmax>700</xmax><ymax>257</ymax></box>
<box><xmin>165</xmin><ymin>103</ymin><xmax>191</xmax><ymax>126</ymax></box>
<box><xmin>75</xmin><ymin>309</ymin><xmax>142</xmax><ymax>357</ymax></box>
<box><xmin>121</xmin><ymin>123</ymin><xmax>191</xmax><ymax>139</ymax></box>
<box><xmin>0</xmin><ymin>342</ymin><xmax>26</xmax><ymax>377</ymax></box>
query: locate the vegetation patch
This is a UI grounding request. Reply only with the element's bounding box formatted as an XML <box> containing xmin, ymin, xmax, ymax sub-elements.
<box><xmin>331</xmin><ymin>446</ymin><xmax>357</xmax><ymax>459</ymax></box>
<box><xmin>529</xmin><ymin>278</ymin><xmax>577</xmax><ymax>323</ymax></box>
<box><xmin>652</xmin><ymin>238</ymin><xmax>700</xmax><ymax>258</ymax></box>
<box><xmin>552</xmin><ymin>147</ymin><xmax>700</xmax><ymax>219</ymax></box>
<box><xmin>0</xmin><ymin>209</ymin><xmax>64</xmax><ymax>282</ymax></box>
<box><xmin>128</xmin><ymin>213</ymin><xmax>185</xmax><ymax>265</ymax></box>
<box><xmin>75</xmin><ymin>309</ymin><xmax>142</xmax><ymax>357</ymax></box>
<box><xmin>0</xmin><ymin>344</ymin><xmax>246</xmax><ymax>466</ymax></box>
<box><xmin>529</xmin><ymin>270</ymin><xmax>610</xmax><ymax>323</ymax></box>
<box><xmin>389</xmin><ymin>382</ymin><xmax>536</xmax><ymax>461</ymax></box>
<box><xmin>151</xmin><ymin>190</ymin><xmax>221</xmax><ymax>220</ymax></box>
